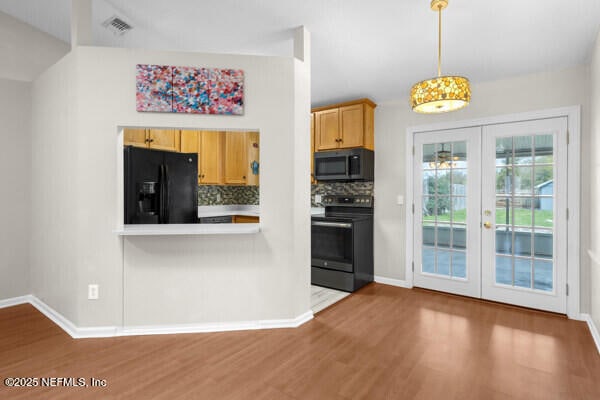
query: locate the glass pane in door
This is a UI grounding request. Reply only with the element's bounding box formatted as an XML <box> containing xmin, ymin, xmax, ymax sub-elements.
<box><xmin>421</xmin><ymin>140</ymin><xmax>468</xmax><ymax>279</ymax></box>
<box><xmin>493</xmin><ymin>135</ymin><xmax>554</xmax><ymax>292</ymax></box>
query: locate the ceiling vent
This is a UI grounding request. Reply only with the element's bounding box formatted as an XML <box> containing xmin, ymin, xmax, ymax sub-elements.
<box><xmin>102</xmin><ymin>15</ymin><xmax>133</xmax><ymax>36</ymax></box>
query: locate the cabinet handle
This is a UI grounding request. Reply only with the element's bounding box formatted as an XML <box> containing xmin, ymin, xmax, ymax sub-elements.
<box><xmin>243</xmin><ymin>176</ymin><xmax>246</xmax><ymax>179</ymax></box>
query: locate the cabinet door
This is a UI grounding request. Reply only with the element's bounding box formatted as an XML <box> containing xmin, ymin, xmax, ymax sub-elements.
<box><xmin>123</xmin><ymin>128</ymin><xmax>148</xmax><ymax>148</ymax></box>
<box><xmin>224</xmin><ymin>132</ymin><xmax>248</xmax><ymax>185</ymax></box>
<box><xmin>148</xmin><ymin>129</ymin><xmax>180</xmax><ymax>152</ymax></box>
<box><xmin>310</xmin><ymin>113</ymin><xmax>315</xmax><ymax>183</ymax></box>
<box><xmin>246</xmin><ymin>132</ymin><xmax>260</xmax><ymax>186</ymax></box>
<box><xmin>199</xmin><ymin>131</ymin><xmax>223</xmax><ymax>184</ymax></box>
<box><xmin>338</xmin><ymin>104</ymin><xmax>364</xmax><ymax>148</ymax></box>
<box><xmin>180</xmin><ymin>130</ymin><xmax>199</xmax><ymax>153</ymax></box>
<box><xmin>315</xmin><ymin>109</ymin><xmax>340</xmax><ymax>150</ymax></box>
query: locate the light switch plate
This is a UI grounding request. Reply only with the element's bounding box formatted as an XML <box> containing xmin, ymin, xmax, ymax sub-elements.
<box><xmin>315</xmin><ymin>194</ymin><xmax>322</xmax><ymax>203</ymax></box>
<box><xmin>88</xmin><ymin>284</ymin><xmax>99</xmax><ymax>300</ymax></box>
<box><xmin>396</xmin><ymin>195</ymin><xmax>404</xmax><ymax>205</ymax></box>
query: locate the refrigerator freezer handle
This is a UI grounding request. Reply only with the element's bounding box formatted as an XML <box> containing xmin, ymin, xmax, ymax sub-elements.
<box><xmin>158</xmin><ymin>164</ymin><xmax>165</xmax><ymax>223</ymax></box>
<box><xmin>164</xmin><ymin>164</ymin><xmax>170</xmax><ymax>223</ymax></box>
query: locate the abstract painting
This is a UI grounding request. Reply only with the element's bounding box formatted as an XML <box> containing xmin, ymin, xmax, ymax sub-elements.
<box><xmin>136</xmin><ymin>64</ymin><xmax>173</xmax><ymax>112</ymax></box>
<box><xmin>136</xmin><ymin>64</ymin><xmax>244</xmax><ymax>115</ymax></box>
<box><xmin>206</xmin><ymin>68</ymin><xmax>244</xmax><ymax>115</ymax></box>
<box><xmin>172</xmin><ymin>66</ymin><xmax>211</xmax><ymax>114</ymax></box>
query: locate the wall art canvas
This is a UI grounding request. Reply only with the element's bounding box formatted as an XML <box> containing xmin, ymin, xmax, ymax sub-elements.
<box><xmin>206</xmin><ymin>68</ymin><xmax>244</xmax><ymax>115</ymax></box>
<box><xmin>136</xmin><ymin>64</ymin><xmax>244</xmax><ymax>115</ymax></box>
<box><xmin>172</xmin><ymin>66</ymin><xmax>211</xmax><ymax>114</ymax></box>
<box><xmin>136</xmin><ymin>64</ymin><xmax>173</xmax><ymax>112</ymax></box>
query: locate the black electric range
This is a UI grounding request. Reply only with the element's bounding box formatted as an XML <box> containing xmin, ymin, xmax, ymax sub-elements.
<box><xmin>311</xmin><ymin>195</ymin><xmax>374</xmax><ymax>292</ymax></box>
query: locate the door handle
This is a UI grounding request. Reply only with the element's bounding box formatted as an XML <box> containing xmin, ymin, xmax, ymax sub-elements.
<box><xmin>312</xmin><ymin>221</ymin><xmax>352</xmax><ymax>228</ymax></box>
<box><xmin>483</xmin><ymin>221</ymin><xmax>492</xmax><ymax>229</ymax></box>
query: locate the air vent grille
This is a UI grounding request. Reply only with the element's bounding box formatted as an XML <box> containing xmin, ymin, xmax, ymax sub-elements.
<box><xmin>102</xmin><ymin>15</ymin><xmax>133</xmax><ymax>36</ymax></box>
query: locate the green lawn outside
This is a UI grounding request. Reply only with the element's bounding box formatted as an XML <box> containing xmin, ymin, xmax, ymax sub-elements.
<box><xmin>423</xmin><ymin>208</ymin><xmax>553</xmax><ymax>228</ymax></box>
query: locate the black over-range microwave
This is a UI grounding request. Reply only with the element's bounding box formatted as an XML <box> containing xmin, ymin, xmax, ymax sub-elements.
<box><xmin>314</xmin><ymin>148</ymin><xmax>374</xmax><ymax>181</ymax></box>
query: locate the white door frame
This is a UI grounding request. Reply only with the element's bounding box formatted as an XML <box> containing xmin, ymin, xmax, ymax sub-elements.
<box><xmin>404</xmin><ymin>106</ymin><xmax>581</xmax><ymax>319</ymax></box>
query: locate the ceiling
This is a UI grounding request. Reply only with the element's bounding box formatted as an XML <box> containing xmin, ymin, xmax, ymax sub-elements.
<box><xmin>1</xmin><ymin>0</ymin><xmax>599</xmax><ymax>106</ymax></box>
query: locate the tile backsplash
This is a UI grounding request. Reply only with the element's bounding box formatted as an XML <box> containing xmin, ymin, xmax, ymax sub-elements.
<box><xmin>311</xmin><ymin>182</ymin><xmax>374</xmax><ymax>206</ymax></box>
<box><xmin>198</xmin><ymin>185</ymin><xmax>259</xmax><ymax>205</ymax></box>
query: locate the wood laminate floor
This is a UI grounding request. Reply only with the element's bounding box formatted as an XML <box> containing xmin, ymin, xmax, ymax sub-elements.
<box><xmin>1</xmin><ymin>283</ymin><xmax>599</xmax><ymax>399</ymax></box>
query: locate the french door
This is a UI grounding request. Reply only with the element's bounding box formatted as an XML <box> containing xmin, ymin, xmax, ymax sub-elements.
<box><xmin>413</xmin><ymin>118</ymin><xmax>568</xmax><ymax>313</ymax></box>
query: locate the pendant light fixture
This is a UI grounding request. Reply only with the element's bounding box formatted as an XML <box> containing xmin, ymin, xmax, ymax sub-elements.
<box><xmin>410</xmin><ymin>0</ymin><xmax>471</xmax><ymax>114</ymax></box>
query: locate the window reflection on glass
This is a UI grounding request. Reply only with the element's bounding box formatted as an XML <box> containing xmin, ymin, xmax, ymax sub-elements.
<box><xmin>493</xmin><ymin>134</ymin><xmax>554</xmax><ymax>291</ymax></box>
<box><xmin>513</xmin><ymin>136</ymin><xmax>533</xmax><ymax>165</ymax></box>
<box><xmin>421</xmin><ymin>140</ymin><xmax>468</xmax><ymax>279</ymax></box>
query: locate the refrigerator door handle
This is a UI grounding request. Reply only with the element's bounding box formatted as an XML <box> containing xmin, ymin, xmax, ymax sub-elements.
<box><xmin>164</xmin><ymin>164</ymin><xmax>170</xmax><ymax>223</ymax></box>
<box><xmin>158</xmin><ymin>164</ymin><xmax>165</xmax><ymax>223</ymax></box>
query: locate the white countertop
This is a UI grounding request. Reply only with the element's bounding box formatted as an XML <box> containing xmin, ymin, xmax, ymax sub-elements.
<box><xmin>115</xmin><ymin>223</ymin><xmax>260</xmax><ymax>236</ymax></box>
<box><xmin>197</xmin><ymin>205</ymin><xmax>260</xmax><ymax>218</ymax></box>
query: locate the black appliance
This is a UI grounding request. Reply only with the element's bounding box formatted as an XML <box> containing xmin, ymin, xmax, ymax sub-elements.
<box><xmin>311</xmin><ymin>195</ymin><xmax>374</xmax><ymax>292</ymax></box>
<box><xmin>314</xmin><ymin>148</ymin><xmax>374</xmax><ymax>182</ymax></box>
<box><xmin>124</xmin><ymin>146</ymin><xmax>198</xmax><ymax>224</ymax></box>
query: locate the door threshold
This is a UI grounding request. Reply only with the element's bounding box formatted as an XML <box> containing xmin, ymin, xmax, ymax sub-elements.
<box><xmin>413</xmin><ymin>286</ymin><xmax>567</xmax><ymax>318</ymax></box>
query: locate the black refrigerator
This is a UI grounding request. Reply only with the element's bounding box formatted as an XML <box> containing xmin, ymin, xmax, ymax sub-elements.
<box><xmin>124</xmin><ymin>146</ymin><xmax>198</xmax><ymax>224</ymax></box>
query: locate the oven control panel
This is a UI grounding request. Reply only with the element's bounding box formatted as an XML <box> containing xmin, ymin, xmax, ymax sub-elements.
<box><xmin>322</xmin><ymin>195</ymin><xmax>373</xmax><ymax>207</ymax></box>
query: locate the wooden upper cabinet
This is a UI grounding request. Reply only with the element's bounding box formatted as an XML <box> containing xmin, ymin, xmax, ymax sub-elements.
<box><xmin>199</xmin><ymin>131</ymin><xmax>224</xmax><ymax>184</ymax></box>
<box><xmin>315</xmin><ymin>108</ymin><xmax>340</xmax><ymax>151</ymax></box>
<box><xmin>123</xmin><ymin>128</ymin><xmax>148</xmax><ymax>148</ymax></box>
<box><xmin>310</xmin><ymin>113</ymin><xmax>315</xmax><ymax>183</ymax></box>
<box><xmin>224</xmin><ymin>132</ymin><xmax>248</xmax><ymax>185</ymax></box>
<box><xmin>180</xmin><ymin>130</ymin><xmax>199</xmax><ymax>153</ymax></box>
<box><xmin>339</xmin><ymin>104</ymin><xmax>364</xmax><ymax>148</ymax></box>
<box><xmin>312</xmin><ymin>98</ymin><xmax>376</xmax><ymax>151</ymax></box>
<box><xmin>148</xmin><ymin>129</ymin><xmax>180</xmax><ymax>152</ymax></box>
<box><xmin>246</xmin><ymin>132</ymin><xmax>260</xmax><ymax>186</ymax></box>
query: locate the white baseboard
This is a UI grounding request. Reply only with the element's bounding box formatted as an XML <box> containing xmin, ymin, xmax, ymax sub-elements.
<box><xmin>119</xmin><ymin>310</ymin><xmax>314</xmax><ymax>337</ymax></box>
<box><xmin>374</xmin><ymin>275</ymin><xmax>412</xmax><ymax>289</ymax></box>
<box><xmin>581</xmin><ymin>313</ymin><xmax>600</xmax><ymax>355</ymax></box>
<box><xmin>0</xmin><ymin>295</ymin><xmax>313</xmax><ymax>339</ymax></box>
<box><xmin>0</xmin><ymin>295</ymin><xmax>32</xmax><ymax>309</ymax></box>
<box><xmin>28</xmin><ymin>296</ymin><xmax>118</xmax><ymax>338</ymax></box>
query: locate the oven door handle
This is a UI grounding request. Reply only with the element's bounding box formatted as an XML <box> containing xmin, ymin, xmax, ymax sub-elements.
<box><xmin>311</xmin><ymin>221</ymin><xmax>352</xmax><ymax>228</ymax></box>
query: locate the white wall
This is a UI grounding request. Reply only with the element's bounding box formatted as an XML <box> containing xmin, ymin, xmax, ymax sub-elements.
<box><xmin>30</xmin><ymin>45</ymin><xmax>311</xmax><ymax>327</ymax></box>
<box><xmin>0</xmin><ymin>78</ymin><xmax>31</xmax><ymax>300</ymax></box>
<box><xmin>374</xmin><ymin>65</ymin><xmax>591</xmax><ymax>312</ymax></box>
<box><xmin>0</xmin><ymin>11</ymin><xmax>69</xmax><ymax>82</ymax></box>
<box><xmin>30</xmin><ymin>53</ymin><xmax>81</xmax><ymax>323</ymax></box>
<box><xmin>589</xmin><ymin>31</ymin><xmax>600</xmax><ymax>328</ymax></box>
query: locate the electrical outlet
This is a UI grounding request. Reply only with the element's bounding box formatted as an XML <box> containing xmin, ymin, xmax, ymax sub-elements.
<box><xmin>315</xmin><ymin>194</ymin><xmax>322</xmax><ymax>203</ymax></box>
<box><xmin>88</xmin><ymin>284</ymin><xmax>99</xmax><ymax>300</ymax></box>
<box><xmin>216</xmin><ymin>193</ymin><xmax>221</xmax><ymax>202</ymax></box>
